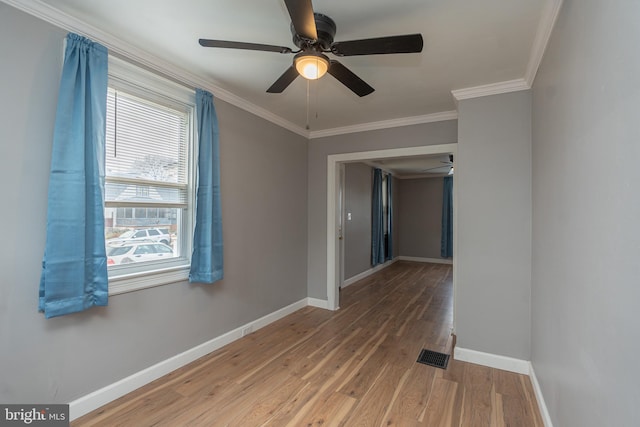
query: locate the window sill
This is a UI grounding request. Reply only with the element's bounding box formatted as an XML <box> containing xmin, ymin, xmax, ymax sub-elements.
<box><xmin>108</xmin><ymin>264</ymin><xmax>190</xmax><ymax>296</ymax></box>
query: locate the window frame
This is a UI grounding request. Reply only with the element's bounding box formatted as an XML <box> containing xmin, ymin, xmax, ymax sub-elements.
<box><xmin>106</xmin><ymin>56</ymin><xmax>197</xmax><ymax>295</ymax></box>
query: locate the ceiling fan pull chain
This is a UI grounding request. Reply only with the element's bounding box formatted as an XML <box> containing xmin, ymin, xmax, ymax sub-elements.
<box><xmin>314</xmin><ymin>59</ymin><xmax>319</xmax><ymax>120</ymax></box>
<box><xmin>306</xmin><ymin>79</ymin><xmax>310</xmax><ymax>130</ymax></box>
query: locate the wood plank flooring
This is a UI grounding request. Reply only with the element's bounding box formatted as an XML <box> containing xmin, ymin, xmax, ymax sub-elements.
<box><xmin>72</xmin><ymin>261</ymin><xmax>543</xmax><ymax>427</ymax></box>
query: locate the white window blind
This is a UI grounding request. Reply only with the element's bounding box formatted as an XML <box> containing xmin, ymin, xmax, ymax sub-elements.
<box><xmin>105</xmin><ymin>87</ymin><xmax>189</xmax><ymax>208</ymax></box>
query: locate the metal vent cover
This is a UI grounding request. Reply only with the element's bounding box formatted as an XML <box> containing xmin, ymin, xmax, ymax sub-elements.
<box><xmin>416</xmin><ymin>348</ymin><xmax>450</xmax><ymax>369</ymax></box>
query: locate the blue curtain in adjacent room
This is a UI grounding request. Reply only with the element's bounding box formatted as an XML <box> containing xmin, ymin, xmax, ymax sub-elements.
<box><xmin>39</xmin><ymin>33</ymin><xmax>109</xmax><ymax>318</ymax></box>
<box><xmin>441</xmin><ymin>176</ymin><xmax>453</xmax><ymax>258</ymax></box>
<box><xmin>189</xmin><ymin>89</ymin><xmax>224</xmax><ymax>283</ymax></box>
<box><xmin>385</xmin><ymin>175</ymin><xmax>393</xmax><ymax>261</ymax></box>
<box><xmin>371</xmin><ymin>168</ymin><xmax>385</xmax><ymax>266</ymax></box>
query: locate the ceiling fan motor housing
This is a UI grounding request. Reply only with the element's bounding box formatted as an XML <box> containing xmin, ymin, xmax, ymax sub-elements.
<box><xmin>291</xmin><ymin>13</ymin><xmax>336</xmax><ymax>51</ymax></box>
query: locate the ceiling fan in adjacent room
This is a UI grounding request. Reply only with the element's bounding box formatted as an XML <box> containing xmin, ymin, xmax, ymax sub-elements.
<box><xmin>198</xmin><ymin>0</ymin><xmax>424</xmax><ymax>97</ymax></box>
<box><xmin>421</xmin><ymin>154</ymin><xmax>454</xmax><ymax>175</ymax></box>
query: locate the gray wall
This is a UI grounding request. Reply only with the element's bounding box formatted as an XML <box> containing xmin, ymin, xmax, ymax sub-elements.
<box><xmin>307</xmin><ymin>121</ymin><xmax>458</xmax><ymax>299</ymax></box>
<box><xmin>398</xmin><ymin>177</ymin><xmax>444</xmax><ymax>259</ymax></box>
<box><xmin>531</xmin><ymin>1</ymin><xmax>640</xmax><ymax>426</ymax></box>
<box><xmin>0</xmin><ymin>3</ymin><xmax>308</xmax><ymax>405</ymax></box>
<box><xmin>343</xmin><ymin>163</ymin><xmax>373</xmax><ymax>280</ymax></box>
<box><xmin>391</xmin><ymin>175</ymin><xmax>400</xmax><ymax>258</ymax></box>
<box><xmin>456</xmin><ymin>91</ymin><xmax>532</xmax><ymax>360</ymax></box>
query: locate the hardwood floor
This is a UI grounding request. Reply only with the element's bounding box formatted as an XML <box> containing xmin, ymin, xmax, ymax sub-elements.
<box><xmin>73</xmin><ymin>261</ymin><xmax>543</xmax><ymax>427</ymax></box>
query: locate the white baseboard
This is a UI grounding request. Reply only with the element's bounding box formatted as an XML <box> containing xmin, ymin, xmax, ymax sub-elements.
<box><xmin>69</xmin><ymin>303</ymin><xmax>554</xmax><ymax>425</ymax></box>
<box><xmin>69</xmin><ymin>298</ymin><xmax>308</xmax><ymax>421</ymax></box>
<box><xmin>528</xmin><ymin>362</ymin><xmax>554</xmax><ymax>427</ymax></box>
<box><xmin>307</xmin><ymin>297</ymin><xmax>330</xmax><ymax>310</ymax></box>
<box><xmin>342</xmin><ymin>258</ymin><xmax>398</xmax><ymax>288</ymax></box>
<box><xmin>453</xmin><ymin>347</ymin><xmax>530</xmax><ymax>375</ymax></box>
<box><xmin>397</xmin><ymin>256</ymin><xmax>453</xmax><ymax>265</ymax></box>
<box><xmin>454</xmin><ymin>347</ymin><xmax>552</xmax><ymax>427</ymax></box>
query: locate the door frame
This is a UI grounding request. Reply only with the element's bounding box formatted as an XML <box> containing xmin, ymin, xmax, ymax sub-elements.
<box><xmin>326</xmin><ymin>144</ymin><xmax>458</xmax><ymax>331</ymax></box>
<box><xmin>337</xmin><ymin>163</ymin><xmax>346</xmax><ymax>290</ymax></box>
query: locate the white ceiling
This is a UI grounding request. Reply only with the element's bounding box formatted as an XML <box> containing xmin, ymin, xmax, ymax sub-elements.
<box><xmin>9</xmin><ymin>0</ymin><xmax>559</xmax><ymax>136</ymax></box>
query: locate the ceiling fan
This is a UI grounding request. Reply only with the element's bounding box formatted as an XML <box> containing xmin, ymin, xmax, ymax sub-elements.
<box><xmin>421</xmin><ymin>154</ymin><xmax>454</xmax><ymax>174</ymax></box>
<box><xmin>198</xmin><ymin>0</ymin><xmax>424</xmax><ymax>97</ymax></box>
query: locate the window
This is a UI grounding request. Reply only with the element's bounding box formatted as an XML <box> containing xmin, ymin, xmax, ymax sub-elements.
<box><xmin>104</xmin><ymin>57</ymin><xmax>196</xmax><ymax>294</ymax></box>
<box><xmin>381</xmin><ymin>173</ymin><xmax>390</xmax><ymax>260</ymax></box>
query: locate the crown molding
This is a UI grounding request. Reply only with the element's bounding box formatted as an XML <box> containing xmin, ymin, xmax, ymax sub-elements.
<box><xmin>451</xmin><ymin>78</ymin><xmax>530</xmax><ymax>102</ymax></box>
<box><xmin>4</xmin><ymin>0</ymin><xmax>562</xmax><ymax>139</ymax></box>
<box><xmin>450</xmin><ymin>0</ymin><xmax>562</xmax><ymax>102</ymax></box>
<box><xmin>1</xmin><ymin>0</ymin><xmax>309</xmax><ymax>138</ymax></box>
<box><xmin>4</xmin><ymin>0</ymin><xmax>454</xmax><ymax>141</ymax></box>
<box><xmin>524</xmin><ymin>0</ymin><xmax>563</xmax><ymax>86</ymax></box>
<box><xmin>308</xmin><ymin>110</ymin><xmax>458</xmax><ymax>139</ymax></box>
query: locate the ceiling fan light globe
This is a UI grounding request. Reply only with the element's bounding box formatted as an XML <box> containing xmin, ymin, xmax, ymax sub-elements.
<box><xmin>294</xmin><ymin>53</ymin><xmax>329</xmax><ymax>80</ymax></box>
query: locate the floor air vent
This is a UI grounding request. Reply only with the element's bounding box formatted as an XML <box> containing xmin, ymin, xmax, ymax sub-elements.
<box><xmin>416</xmin><ymin>348</ymin><xmax>450</xmax><ymax>369</ymax></box>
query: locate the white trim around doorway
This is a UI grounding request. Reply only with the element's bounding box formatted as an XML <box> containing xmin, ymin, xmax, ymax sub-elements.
<box><xmin>326</xmin><ymin>143</ymin><xmax>458</xmax><ymax>330</ymax></box>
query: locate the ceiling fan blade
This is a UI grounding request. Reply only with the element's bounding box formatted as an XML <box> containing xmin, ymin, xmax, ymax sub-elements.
<box><xmin>421</xmin><ymin>166</ymin><xmax>450</xmax><ymax>172</ymax></box>
<box><xmin>199</xmin><ymin>39</ymin><xmax>292</xmax><ymax>54</ymax></box>
<box><xmin>284</xmin><ymin>0</ymin><xmax>317</xmax><ymax>41</ymax></box>
<box><xmin>331</xmin><ymin>33</ymin><xmax>423</xmax><ymax>56</ymax></box>
<box><xmin>328</xmin><ymin>60</ymin><xmax>374</xmax><ymax>97</ymax></box>
<box><xmin>266</xmin><ymin>66</ymin><xmax>299</xmax><ymax>93</ymax></box>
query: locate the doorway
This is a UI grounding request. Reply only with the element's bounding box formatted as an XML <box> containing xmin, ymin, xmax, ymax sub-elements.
<box><xmin>326</xmin><ymin>143</ymin><xmax>458</xmax><ymax>330</ymax></box>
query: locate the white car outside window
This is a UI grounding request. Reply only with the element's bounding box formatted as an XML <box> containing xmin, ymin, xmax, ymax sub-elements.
<box><xmin>107</xmin><ymin>242</ymin><xmax>175</xmax><ymax>265</ymax></box>
<box><xmin>108</xmin><ymin>228</ymin><xmax>171</xmax><ymax>245</ymax></box>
